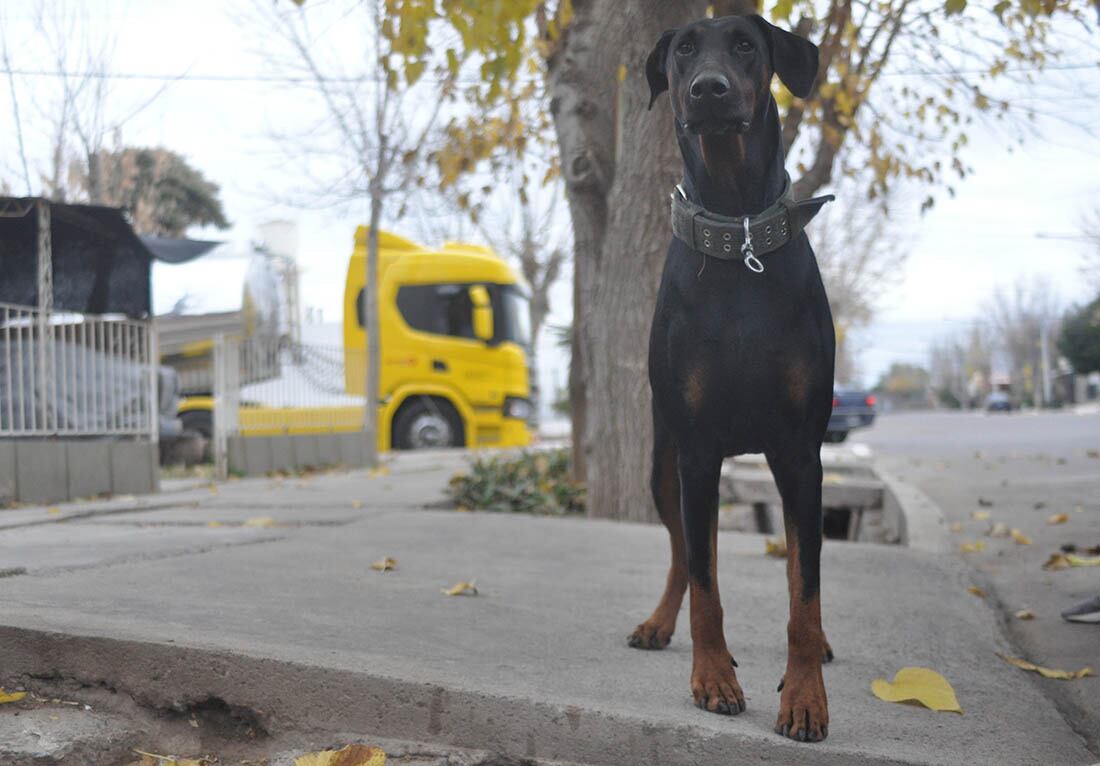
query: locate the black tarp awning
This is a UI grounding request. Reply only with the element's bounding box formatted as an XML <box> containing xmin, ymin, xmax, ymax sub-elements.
<box><xmin>0</xmin><ymin>197</ymin><xmax>221</xmax><ymax>319</ymax></box>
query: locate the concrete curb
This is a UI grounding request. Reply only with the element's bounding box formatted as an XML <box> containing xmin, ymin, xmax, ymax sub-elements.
<box><xmin>872</xmin><ymin>463</ymin><xmax>950</xmax><ymax>553</ymax></box>
<box><xmin>0</xmin><ymin>625</ymin><xmax>928</xmax><ymax>766</ymax></box>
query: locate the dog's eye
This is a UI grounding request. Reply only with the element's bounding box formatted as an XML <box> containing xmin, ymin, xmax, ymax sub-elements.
<box><xmin>676</xmin><ymin>41</ymin><xmax>695</xmax><ymax>56</ymax></box>
<box><xmin>735</xmin><ymin>39</ymin><xmax>755</xmax><ymax>53</ymax></box>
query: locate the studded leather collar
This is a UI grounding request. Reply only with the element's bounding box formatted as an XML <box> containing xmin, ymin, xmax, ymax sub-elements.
<box><xmin>670</xmin><ymin>173</ymin><xmax>834</xmax><ymax>272</ymax></box>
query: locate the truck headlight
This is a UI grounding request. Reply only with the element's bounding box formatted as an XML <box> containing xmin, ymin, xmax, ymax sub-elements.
<box><xmin>503</xmin><ymin>396</ymin><xmax>533</xmax><ymax>420</ymax></box>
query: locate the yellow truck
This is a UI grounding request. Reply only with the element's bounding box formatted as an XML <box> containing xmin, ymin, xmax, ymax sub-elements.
<box><xmin>168</xmin><ymin>227</ymin><xmax>534</xmax><ymax>453</ymax></box>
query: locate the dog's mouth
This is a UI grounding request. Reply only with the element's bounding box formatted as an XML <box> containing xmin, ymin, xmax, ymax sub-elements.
<box><xmin>681</xmin><ymin>118</ymin><xmax>752</xmax><ymax>136</ymax></box>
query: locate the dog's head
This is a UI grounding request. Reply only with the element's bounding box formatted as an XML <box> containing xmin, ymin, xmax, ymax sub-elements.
<box><xmin>646</xmin><ymin>15</ymin><xmax>819</xmax><ymax>136</ymax></box>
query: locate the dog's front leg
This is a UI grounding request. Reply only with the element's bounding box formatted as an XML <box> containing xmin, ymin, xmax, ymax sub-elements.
<box><xmin>679</xmin><ymin>446</ymin><xmax>745</xmax><ymax>715</ymax></box>
<box><xmin>767</xmin><ymin>445</ymin><xmax>829</xmax><ymax>742</ymax></box>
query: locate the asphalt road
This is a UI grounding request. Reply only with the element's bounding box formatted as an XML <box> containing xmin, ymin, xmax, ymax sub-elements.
<box><xmin>856</xmin><ymin>410</ymin><xmax>1100</xmax><ymax>753</ymax></box>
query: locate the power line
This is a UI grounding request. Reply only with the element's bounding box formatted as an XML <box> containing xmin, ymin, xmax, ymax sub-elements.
<box><xmin>0</xmin><ymin>61</ymin><xmax>1096</xmax><ymax>86</ymax></box>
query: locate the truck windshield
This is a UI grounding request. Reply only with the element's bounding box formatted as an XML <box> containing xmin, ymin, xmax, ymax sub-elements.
<box><xmin>499</xmin><ymin>287</ymin><xmax>531</xmax><ymax>348</ymax></box>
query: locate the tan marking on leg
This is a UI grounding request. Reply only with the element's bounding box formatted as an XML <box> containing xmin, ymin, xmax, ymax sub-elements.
<box><xmin>776</xmin><ymin>534</ymin><xmax>829</xmax><ymax>741</ymax></box>
<box><xmin>630</xmin><ymin>456</ymin><xmax>687</xmax><ymax>650</ymax></box>
<box><xmin>689</xmin><ymin>521</ymin><xmax>745</xmax><ymax>715</ymax></box>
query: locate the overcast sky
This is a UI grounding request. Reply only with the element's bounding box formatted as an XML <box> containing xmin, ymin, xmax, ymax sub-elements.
<box><xmin>1</xmin><ymin>0</ymin><xmax>1098</xmax><ymax>396</ymax></box>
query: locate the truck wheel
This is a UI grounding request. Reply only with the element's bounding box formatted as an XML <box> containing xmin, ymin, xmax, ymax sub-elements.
<box><xmin>392</xmin><ymin>398</ymin><xmax>463</xmax><ymax>450</ymax></box>
<box><xmin>180</xmin><ymin>410</ymin><xmax>214</xmax><ymax>462</ymax></box>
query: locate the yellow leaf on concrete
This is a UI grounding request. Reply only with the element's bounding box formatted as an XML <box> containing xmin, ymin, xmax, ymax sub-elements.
<box><xmin>764</xmin><ymin>537</ymin><xmax>787</xmax><ymax>558</ymax></box>
<box><xmin>959</xmin><ymin>541</ymin><xmax>986</xmax><ymax>553</ymax></box>
<box><xmin>130</xmin><ymin>750</ymin><xmax>209</xmax><ymax>766</ymax></box>
<box><xmin>967</xmin><ymin>585</ymin><xmax>985</xmax><ymax>598</ymax></box>
<box><xmin>948</xmin><ymin>522</ymin><xmax>963</xmax><ymax>533</ymax></box>
<box><xmin>369</xmin><ymin>557</ymin><xmax>396</xmax><ymax>572</ymax></box>
<box><xmin>1009</xmin><ymin>528</ymin><xmax>1031</xmax><ymax>545</ymax></box>
<box><xmin>47</xmin><ymin>506</ymin><xmax>61</xmax><ymax>515</ymax></box>
<box><xmin>996</xmin><ymin>653</ymin><xmax>1094</xmax><ymax>680</ymax></box>
<box><xmin>988</xmin><ymin>522</ymin><xmax>1009</xmax><ymax>538</ymax></box>
<box><xmin>1047</xmin><ymin>513</ymin><xmax>1069</xmax><ymax>525</ymax></box>
<box><xmin>367</xmin><ymin>465</ymin><xmax>391</xmax><ymax>478</ymax></box>
<box><xmin>442</xmin><ymin>580</ymin><xmax>478</xmax><ymax>596</ymax></box>
<box><xmin>1043</xmin><ymin>553</ymin><xmax>1072</xmax><ymax>570</ymax></box>
<box><xmin>352</xmin><ymin>500</ymin><xmax>363</xmax><ymax>509</ymax></box>
<box><xmin>0</xmin><ymin>688</ymin><xmax>27</xmax><ymax>704</ymax></box>
<box><xmin>871</xmin><ymin>667</ymin><xmax>962</xmax><ymax>714</ymax></box>
<box><xmin>295</xmin><ymin>745</ymin><xmax>386</xmax><ymax>766</ymax></box>
<box><xmin>206</xmin><ymin>521</ymin><xmax>224</xmax><ymax>528</ymax></box>
<box><xmin>1014</xmin><ymin>609</ymin><xmax>1035</xmax><ymax>620</ymax></box>
<box><xmin>972</xmin><ymin>510</ymin><xmax>991</xmax><ymax>521</ymax></box>
<box><xmin>243</xmin><ymin>516</ymin><xmax>277</xmax><ymax>528</ymax></box>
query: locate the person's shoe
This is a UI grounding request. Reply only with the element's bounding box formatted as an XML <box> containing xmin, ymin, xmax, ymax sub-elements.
<box><xmin>1061</xmin><ymin>595</ymin><xmax>1100</xmax><ymax>624</ymax></box>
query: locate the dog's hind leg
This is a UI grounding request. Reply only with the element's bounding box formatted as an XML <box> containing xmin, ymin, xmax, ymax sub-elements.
<box><xmin>628</xmin><ymin>411</ymin><xmax>687</xmax><ymax>650</ymax></box>
<box><xmin>680</xmin><ymin>443</ymin><xmax>745</xmax><ymax>715</ymax></box>
<box><xmin>767</xmin><ymin>444</ymin><xmax>829</xmax><ymax>742</ymax></box>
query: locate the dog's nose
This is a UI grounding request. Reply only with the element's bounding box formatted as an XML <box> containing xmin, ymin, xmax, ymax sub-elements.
<box><xmin>690</xmin><ymin>73</ymin><xmax>731</xmax><ymax>100</ymax></box>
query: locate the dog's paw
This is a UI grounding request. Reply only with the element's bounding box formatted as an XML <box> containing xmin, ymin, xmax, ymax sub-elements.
<box><xmin>691</xmin><ymin>652</ymin><xmax>746</xmax><ymax>715</ymax></box>
<box><xmin>774</xmin><ymin>666</ymin><xmax>828</xmax><ymax>743</ymax></box>
<box><xmin>627</xmin><ymin>621</ymin><xmax>672</xmax><ymax>650</ymax></box>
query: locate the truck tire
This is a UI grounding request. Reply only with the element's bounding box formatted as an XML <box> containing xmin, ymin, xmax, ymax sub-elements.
<box><xmin>180</xmin><ymin>410</ymin><xmax>214</xmax><ymax>462</ymax></box>
<box><xmin>392</xmin><ymin>398</ymin><xmax>464</xmax><ymax>450</ymax></box>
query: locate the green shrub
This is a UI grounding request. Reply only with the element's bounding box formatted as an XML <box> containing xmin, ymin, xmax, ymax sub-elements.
<box><xmin>448</xmin><ymin>449</ymin><xmax>585</xmax><ymax>515</ymax></box>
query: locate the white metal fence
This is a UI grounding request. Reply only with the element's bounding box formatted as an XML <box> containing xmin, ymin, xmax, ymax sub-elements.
<box><xmin>210</xmin><ymin>333</ymin><xmax>366</xmax><ymax>477</ymax></box>
<box><xmin>0</xmin><ymin>302</ymin><xmax>157</xmax><ymax>438</ymax></box>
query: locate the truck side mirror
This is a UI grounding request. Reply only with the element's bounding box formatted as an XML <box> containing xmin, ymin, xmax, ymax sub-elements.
<box><xmin>468</xmin><ymin>285</ymin><xmax>494</xmax><ymax>342</ymax></box>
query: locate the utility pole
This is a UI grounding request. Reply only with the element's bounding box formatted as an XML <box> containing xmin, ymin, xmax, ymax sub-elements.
<box><xmin>1039</xmin><ymin>318</ymin><xmax>1053</xmax><ymax>408</ymax></box>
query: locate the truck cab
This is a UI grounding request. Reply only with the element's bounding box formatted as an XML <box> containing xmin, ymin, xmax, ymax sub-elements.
<box><xmin>344</xmin><ymin>228</ymin><xmax>533</xmax><ymax>451</ymax></box>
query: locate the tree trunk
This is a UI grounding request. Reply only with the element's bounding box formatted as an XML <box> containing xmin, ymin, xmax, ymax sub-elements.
<box><xmin>551</xmin><ymin>0</ymin><xmax>708</xmax><ymax>521</ymax></box>
<box><xmin>364</xmin><ymin>191</ymin><xmax>382</xmax><ymax>469</ymax></box>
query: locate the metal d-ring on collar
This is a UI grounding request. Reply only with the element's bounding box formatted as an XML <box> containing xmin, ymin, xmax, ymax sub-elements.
<box><xmin>670</xmin><ymin>174</ymin><xmax>835</xmax><ymax>275</ymax></box>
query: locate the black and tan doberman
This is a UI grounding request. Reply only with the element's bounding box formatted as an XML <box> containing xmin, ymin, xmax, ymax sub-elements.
<box><xmin>633</xmin><ymin>15</ymin><xmax>836</xmax><ymax>743</ymax></box>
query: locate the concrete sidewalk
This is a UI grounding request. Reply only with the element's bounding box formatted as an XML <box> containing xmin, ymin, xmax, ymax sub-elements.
<box><xmin>0</xmin><ymin>452</ymin><xmax>1093</xmax><ymax>765</ymax></box>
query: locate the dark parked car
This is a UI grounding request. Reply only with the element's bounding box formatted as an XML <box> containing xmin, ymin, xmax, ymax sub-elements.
<box><xmin>985</xmin><ymin>391</ymin><xmax>1014</xmax><ymax>412</ymax></box>
<box><xmin>826</xmin><ymin>385</ymin><xmax>876</xmax><ymax>443</ymax></box>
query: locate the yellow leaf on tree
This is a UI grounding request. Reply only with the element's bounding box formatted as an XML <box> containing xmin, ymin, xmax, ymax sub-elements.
<box><xmin>764</xmin><ymin>537</ymin><xmax>787</xmax><ymax>558</ymax></box>
<box><xmin>1047</xmin><ymin>513</ymin><xmax>1069</xmax><ymax>525</ymax></box>
<box><xmin>959</xmin><ymin>541</ymin><xmax>985</xmax><ymax>553</ymax></box>
<box><xmin>295</xmin><ymin>745</ymin><xmax>386</xmax><ymax>766</ymax></box>
<box><xmin>1009</xmin><ymin>528</ymin><xmax>1031</xmax><ymax>545</ymax></box>
<box><xmin>871</xmin><ymin>667</ymin><xmax>963</xmax><ymax>714</ymax></box>
<box><xmin>370</xmin><ymin>557</ymin><xmax>396</xmax><ymax>572</ymax></box>
<box><xmin>996</xmin><ymin>653</ymin><xmax>1094</xmax><ymax>680</ymax></box>
<box><xmin>442</xmin><ymin>580</ymin><xmax>478</xmax><ymax>596</ymax></box>
<box><xmin>0</xmin><ymin>688</ymin><xmax>27</xmax><ymax>704</ymax></box>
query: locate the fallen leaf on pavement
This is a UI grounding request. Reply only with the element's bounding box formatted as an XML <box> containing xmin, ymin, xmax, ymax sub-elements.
<box><xmin>295</xmin><ymin>745</ymin><xmax>386</xmax><ymax>766</ymax></box>
<box><xmin>367</xmin><ymin>465</ymin><xmax>391</xmax><ymax>478</ymax></box>
<box><xmin>978</xmin><ymin>497</ymin><xmax>994</xmax><ymax>508</ymax></box>
<box><xmin>972</xmin><ymin>510</ymin><xmax>991</xmax><ymax>521</ymax></box>
<box><xmin>0</xmin><ymin>688</ymin><xmax>27</xmax><ymax>704</ymax></box>
<box><xmin>1010</xmin><ymin>528</ymin><xmax>1032</xmax><ymax>545</ymax></box>
<box><xmin>206</xmin><ymin>521</ymin><xmax>223</xmax><ymax>528</ymax></box>
<box><xmin>47</xmin><ymin>506</ymin><xmax>61</xmax><ymax>515</ymax></box>
<box><xmin>988</xmin><ymin>523</ymin><xmax>1009</xmax><ymax>538</ymax></box>
<box><xmin>967</xmin><ymin>585</ymin><xmax>985</xmax><ymax>598</ymax></box>
<box><xmin>1033</xmin><ymin>501</ymin><xmax>1046</xmax><ymax>510</ymax></box>
<box><xmin>1047</xmin><ymin>513</ymin><xmax>1069</xmax><ymax>525</ymax></box>
<box><xmin>1015</xmin><ymin>609</ymin><xmax>1035</xmax><ymax>620</ymax></box>
<box><xmin>351</xmin><ymin>500</ymin><xmax>363</xmax><ymax>509</ymax></box>
<box><xmin>442</xmin><ymin>580</ymin><xmax>478</xmax><ymax>596</ymax></box>
<box><xmin>1086</xmin><ymin>449</ymin><xmax>1099</xmax><ymax>459</ymax></box>
<box><xmin>765</xmin><ymin>538</ymin><xmax>787</xmax><ymax>558</ymax></box>
<box><xmin>1074</xmin><ymin>504</ymin><xmax>1084</xmax><ymax>514</ymax></box>
<box><xmin>369</xmin><ymin>557</ymin><xmax>396</xmax><ymax>572</ymax></box>
<box><xmin>871</xmin><ymin>667</ymin><xmax>962</xmax><ymax>714</ymax></box>
<box><xmin>1061</xmin><ymin>543</ymin><xmax>1100</xmax><ymax>555</ymax></box>
<box><xmin>960</xmin><ymin>541</ymin><xmax>986</xmax><ymax>553</ymax></box>
<box><xmin>243</xmin><ymin>516</ymin><xmax>277</xmax><ymax>528</ymax></box>
<box><xmin>949</xmin><ymin>522</ymin><xmax>963</xmax><ymax>533</ymax></box>
<box><xmin>129</xmin><ymin>750</ymin><xmax>209</xmax><ymax>766</ymax></box>
<box><xmin>1043</xmin><ymin>553</ymin><xmax>1100</xmax><ymax>570</ymax></box>
<box><xmin>996</xmin><ymin>653</ymin><xmax>1094</xmax><ymax>680</ymax></box>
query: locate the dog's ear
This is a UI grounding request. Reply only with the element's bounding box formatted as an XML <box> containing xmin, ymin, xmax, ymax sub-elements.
<box><xmin>646</xmin><ymin>29</ymin><xmax>677</xmax><ymax>110</ymax></box>
<box><xmin>748</xmin><ymin>16</ymin><xmax>819</xmax><ymax>99</ymax></box>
